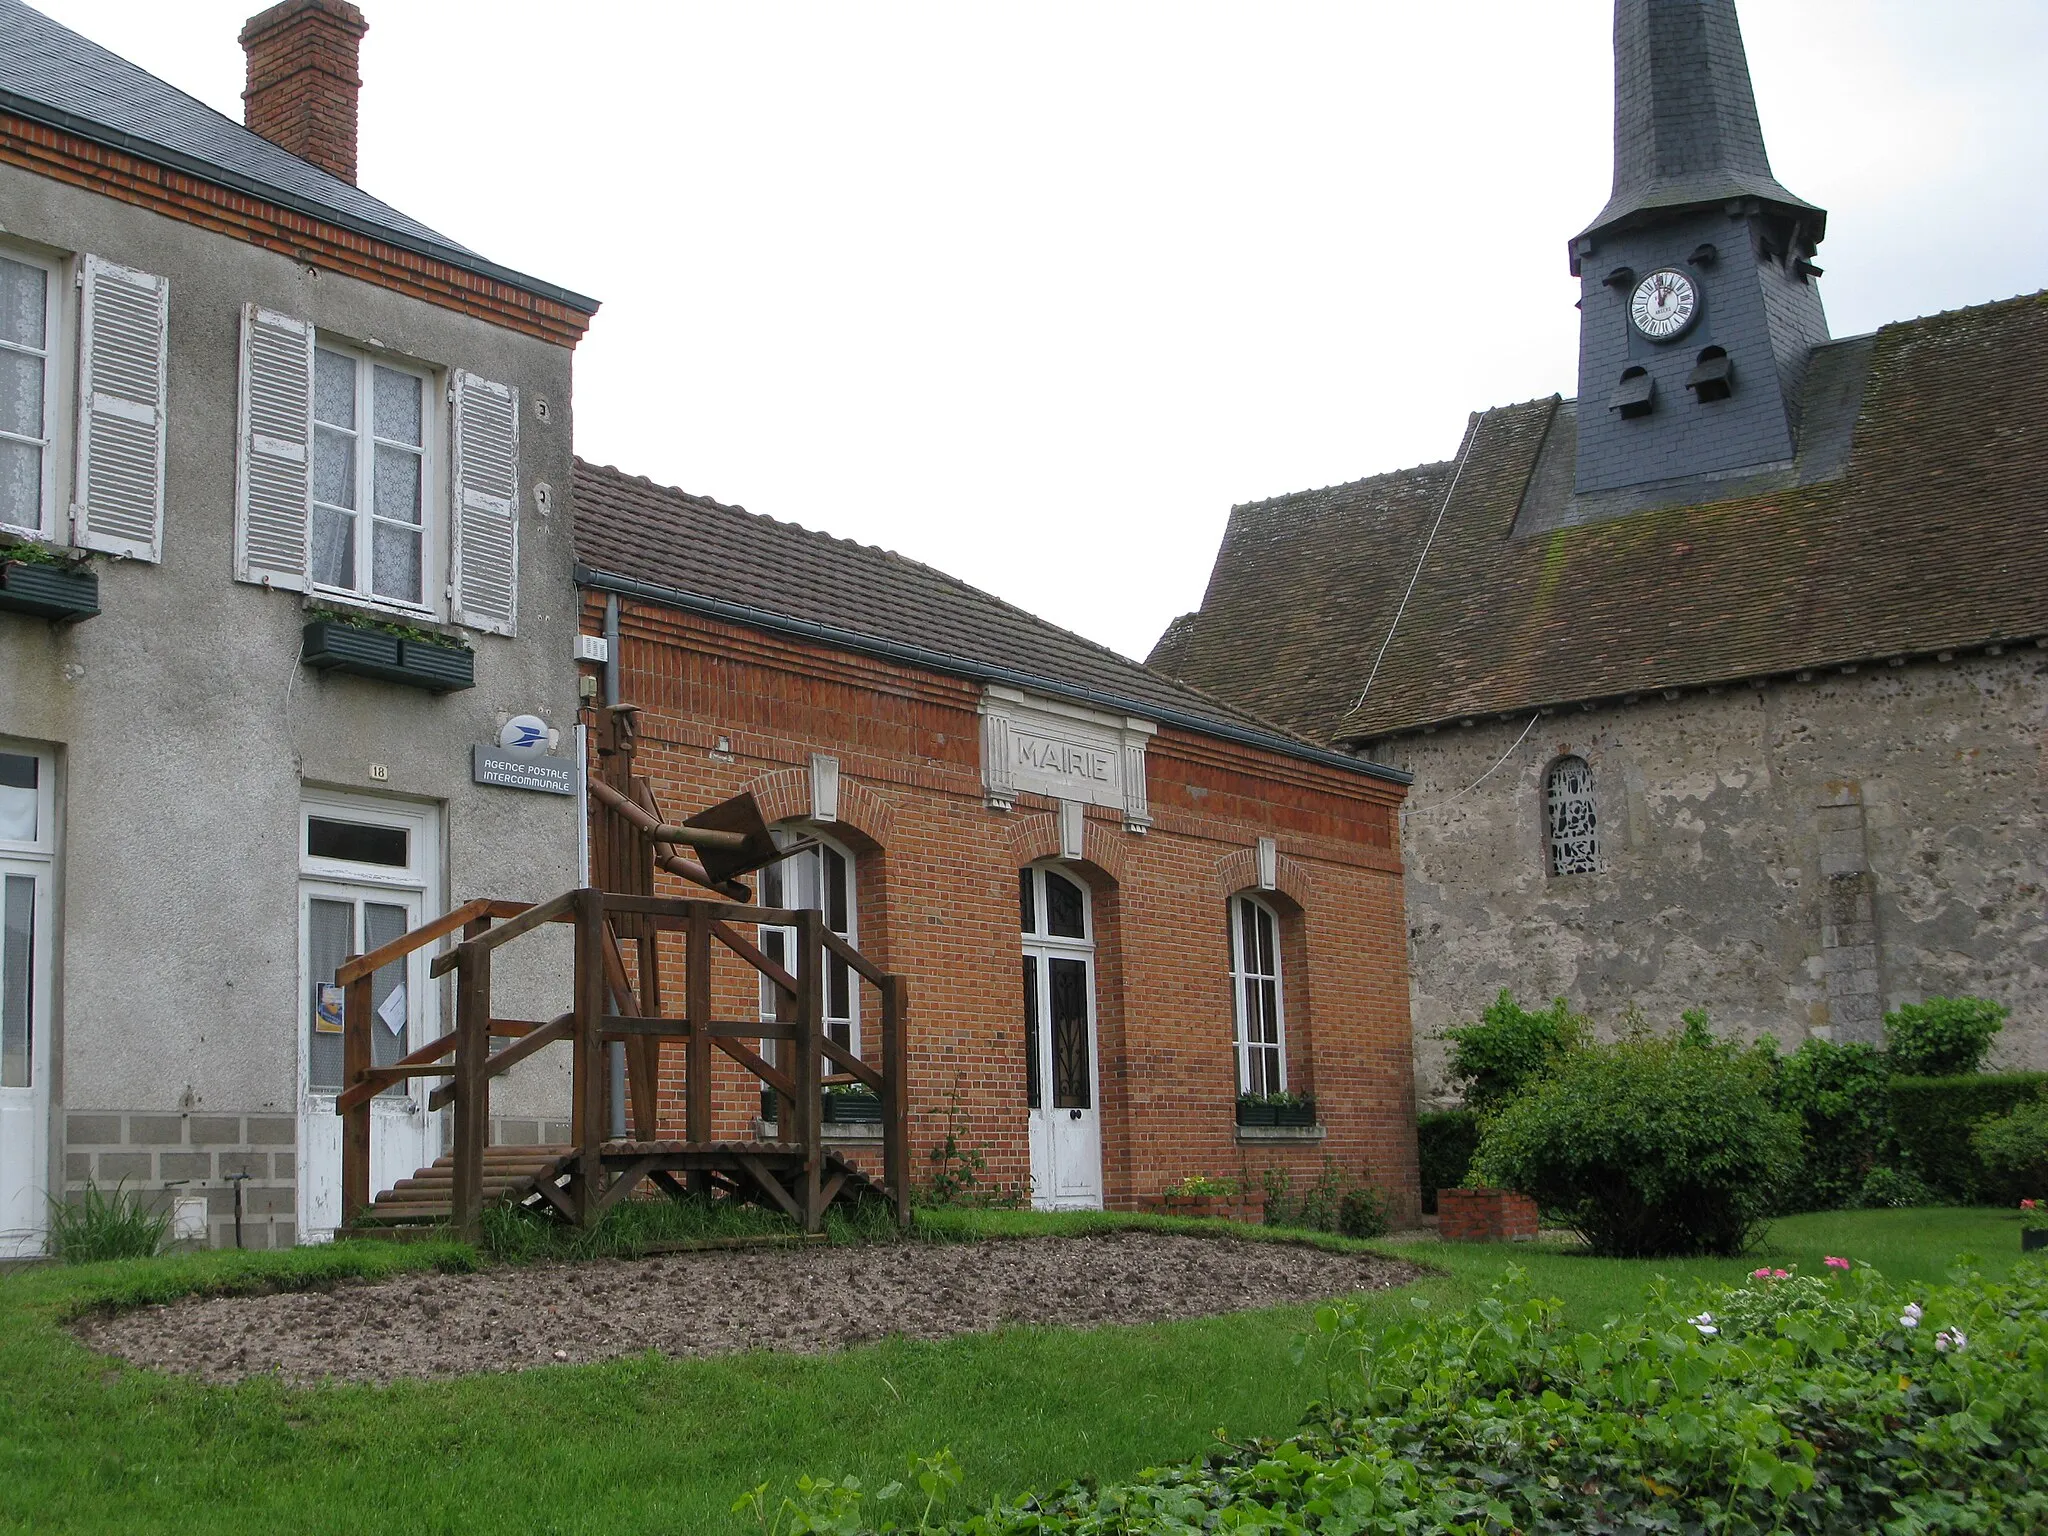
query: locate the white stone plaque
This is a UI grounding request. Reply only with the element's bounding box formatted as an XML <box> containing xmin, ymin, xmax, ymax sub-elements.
<box><xmin>979</xmin><ymin>686</ymin><xmax>1155</xmax><ymax>828</ymax></box>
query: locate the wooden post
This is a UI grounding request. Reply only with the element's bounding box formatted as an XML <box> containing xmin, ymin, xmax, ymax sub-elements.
<box><xmin>882</xmin><ymin>974</ymin><xmax>911</xmax><ymax>1230</ymax></box>
<box><xmin>794</xmin><ymin>908</ymin><xmax>824</xmax><ymax>1231</ymax></box>
<box><xmin>686</xmin><ymin>904</ymin><xmax>712</xmax><ymax>1155</ymax></box>
<box><xmin>572</xmin><ymin>887</ymin><xmax>608</xmax><ymax>1226</ymax></box>
<box><xmin>631</xmin><ymin>930</ymin><xmax>662</xmax><ymax>1140</ymax></box>
<box><xmin>340</xmin><ymin>971</ymin><xmax>372</xmax><ymax>1228</ymax></box>
<box><xmin>451</xmin><ymin>940</ymin><xmax>491</xmax><ymax>1239</ymax></box>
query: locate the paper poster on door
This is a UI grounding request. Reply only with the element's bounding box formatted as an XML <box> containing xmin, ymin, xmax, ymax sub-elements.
<box><xmin>377</xmin><ymin>982</ymin><xmax>407</xmax><ymax>1036</ymax></box>
<box><xmin>314</xmin><ymin>984</ymin><xmax>344</xmax><ymax>1034</ymax></box>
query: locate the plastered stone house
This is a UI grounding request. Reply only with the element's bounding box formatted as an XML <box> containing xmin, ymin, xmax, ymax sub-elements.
<box><xmin>0</xmin><ymin>0</ymin><xmax>596</xmax><ymax>1252</ymax></box>
<box><xmin>1153</xmin><ymin>0</ymin><xmax>2047</xmax><ymax>1094</ymax></box>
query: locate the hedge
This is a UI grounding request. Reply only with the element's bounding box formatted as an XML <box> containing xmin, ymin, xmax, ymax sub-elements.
<box><xmin>1416</xmin><ymin>1109</ymin><xmax>1479</xmax><ymax>1215</ymax></box>
<box><xmin>1890</xmin><ymin>1073</ymin><xmax>2048</xmax><ymax>1203</ymax></box>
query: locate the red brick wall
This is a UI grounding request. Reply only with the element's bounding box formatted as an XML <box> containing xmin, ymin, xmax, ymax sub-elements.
<box><xmin>1438</xmin><ymin>1188</ymin><xmax>1539</xmax><ymax>1242</ymax></box>
<box><xmin>241</xmin><ymin>0</ymin><xmax>368</xmax><ymax>185</ymax></box>
<box><xmin>591</xmin><ymin>597</ymin><xmax>1422</xmax><ymax>1220</ymax></box>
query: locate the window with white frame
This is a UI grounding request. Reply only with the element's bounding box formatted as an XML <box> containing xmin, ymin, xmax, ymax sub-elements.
<box><xmin>312</xmin><ymin>343</ymin><xmax>433</xmax><ymax>609</ymax></box>
<box><xmin>1229</xmin><ymin>894</ymin><xmax>1285</xmax><ymax>1096</ymax></box>
<box><xmin>1546</xmin><ymin>756</ymin><xmax>1599</xmax><ymax>876</ymax></box>
<box><xmin>756</xmin><ymin>832</ymin><xmax>859</xmax><ymax>1052</ymax></box>
<box><xmin>0</xmin><ymin>251</ymin><xmax>60</xmax><ymax>538</ymax></box>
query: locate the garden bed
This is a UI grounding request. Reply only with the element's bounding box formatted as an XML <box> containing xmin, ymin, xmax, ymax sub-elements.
<box><xmin>74</xmin><ymin>1231</ymin><xmax>1420</xmax><ymax>1386</ymax></box>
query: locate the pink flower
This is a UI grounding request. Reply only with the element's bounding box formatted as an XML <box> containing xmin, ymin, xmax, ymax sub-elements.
<box><xmin>2024</xmin><ymin>1200</ymin><xmax>2038</xmax><ymax>1212</ymax></box>
<box><xmin>1751</xmin><ymin>1268</ymin><xmax>1771</xmax><ymax>1280</ymax></box>
<box><xmin>1823</xmin><ymin>1256</ymin><xmax>1851</xmax><ymax>1270</ymax></box>
<box><xmin>1773</xmin><ymin>1269</ymin><xmax>1790</xmax><ymax>1279</ymax></box>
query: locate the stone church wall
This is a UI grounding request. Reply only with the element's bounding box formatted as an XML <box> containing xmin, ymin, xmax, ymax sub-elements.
<box><xmin>1380</xmin><ymin>651</ymin><xmax>2045</xmax><ymax>1101</ymax></box>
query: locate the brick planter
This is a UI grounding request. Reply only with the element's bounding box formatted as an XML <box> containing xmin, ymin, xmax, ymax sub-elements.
<box><xmin>1153</xmin><ymin>1192</ymin><xmax>1266</xmax><ymax>1224</ymax></box>
<box><xmin>1437</xmin><ymin>1187</ymin><xmax>1539</xmax><ymax>1242</ymax></box>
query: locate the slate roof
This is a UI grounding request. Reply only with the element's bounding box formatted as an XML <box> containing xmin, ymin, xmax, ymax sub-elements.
<box><xmin>1581</xmin><ymin>0</ymin><xmax>1821</xmax><ymax>251</ymax></box>
<box><xmin>1150</xmin><ymin>289</ymin><xmax>2048</xmax><ymax>747</ymax></box>
<box><xmin>0</xmin><ymin>0</ymin><xmax>595</xmax><ymax>313</ymax></box>
<box><xmin>571</xmin><ymin>461</ymin><xmax>1400</xmax><ymax>780</ymax></box>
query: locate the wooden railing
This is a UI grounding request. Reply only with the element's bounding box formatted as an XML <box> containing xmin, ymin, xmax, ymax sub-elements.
<box><xmin>335</xmin><ymin>887</ymin><xmax>909</xmax><ymax>1237</ymax></box>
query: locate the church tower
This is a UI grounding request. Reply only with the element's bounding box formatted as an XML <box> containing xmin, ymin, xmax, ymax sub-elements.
<box><xmin>1572</xmin><ymin>0</ymin><xmax>1829</xmax><ymax>494</ymax></box>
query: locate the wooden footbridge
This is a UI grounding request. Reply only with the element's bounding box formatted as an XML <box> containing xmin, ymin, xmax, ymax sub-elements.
<box><xmin>328</xmin><ymin>707</ymin><xmax>910</xmax><ymax>1238</ymax></box>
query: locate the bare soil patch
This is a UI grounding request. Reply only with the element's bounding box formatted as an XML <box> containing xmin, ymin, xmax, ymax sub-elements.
<box><xmin>75</xmin><ymin>1232</ymin><xmax>1422</xmax><ymax>1386</ymax></box>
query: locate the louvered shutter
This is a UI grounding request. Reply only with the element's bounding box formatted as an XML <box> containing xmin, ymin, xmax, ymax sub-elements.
<box><xmin>233</xmin><ymin>304</ymin><xmax>314</xmax><ymax>591</ymax></box>
<box><xmin>451</xmin><ymin>369</ymin><xmax>519</xmax><ymax>635</ymax></box>
<box><xmin>74</xmin><ymin>256</ymin><xmax>169</xmax><ymax>561</ymax></box>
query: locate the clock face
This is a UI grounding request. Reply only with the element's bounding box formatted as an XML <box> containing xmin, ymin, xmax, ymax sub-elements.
<box><xmin>1629</xmin><ymin>268</ymin><xmax>1699</xmax><ymax>340</ymax></box>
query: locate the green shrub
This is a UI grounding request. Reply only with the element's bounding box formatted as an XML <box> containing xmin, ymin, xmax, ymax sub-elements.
<box><xmin>1471</xmin><ymin>1034</ymin><xmax>1799</xmax><ymax>1255</ymax></box>
<box><xmin>1972</xmin><ymin>1088</ymin><xmax>2048</xmax><ymax>1200</ymax></box>
<box><xmin>1857</xmin><ymin>1164</ymin><xmax>1936</xmax><ymax>1208</ymax></box>
<box><xmin>1335</xmin><ymin>1185</ymin><xmax>1392</xmax><ymax>1239</ymax></box>
<box><xmin>1415</xmin><ymin>1108</ymin><xmax>1479</xmax><ymax>1214</ymax></box>
<box><xmin>47</xmin><ymin>1180</ymin><xmax>170</xmax><ymax>1264</ymax></box>
<box><xmin>1883</xmin><ymin>994</ymin><xmax>2008</xmax><ymax>1076</ymax></box>
<box><xmin>1260</xmin><ymin>1159</ymin><xmax>1347</xmax><ymax>1232</ymax></box>
<box><xmin>1769</xmin><ymin>1037</ymin><xmax>1890</xmax><ymax>1211</ymax></box>
<box><xmin>1442</xmin><ymin>990</ymin><xmax>1587</xmax><ymax>1114</ymax></box>
<box><xmin>1890</xmin><ymin>1073</ymin><xmax>2048</xmax><ymax>1203</ymax></box>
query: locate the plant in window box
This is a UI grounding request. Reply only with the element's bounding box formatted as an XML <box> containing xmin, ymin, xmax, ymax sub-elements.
<box><xmin>0</xmin><ymin>540</ymin><xmax>99</xmax><ymax>622</ymax></box>
<box><xmin>821</xmin><ymin>1082</ymin><xmax>883</xmax><ymax>1123</ymax></box>
<box><xmin>301</xmin><ymin>610</ymin><xmax>474</xmax><ymax>693</ymax></box>
<box><xmin>1236</xmin><ymin>1090</ymin><xmax>1316</xmax><ymax>1128</ymax></box>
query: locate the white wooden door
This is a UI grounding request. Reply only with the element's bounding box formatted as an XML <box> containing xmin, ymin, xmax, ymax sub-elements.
<box><xmin>0</xmin><ymin>748</ymin><xmax>53</xmax><ymax>1258</ymax></box>
<box><xmin>1020</xmin><ymin>865</ymin><xmax>1102</xmax><ymax>1210</ymax></box>
<box><xmin>296</xmin><ymin>795</ymin><xmax>438</xmax><ymax>1240</ymax></box>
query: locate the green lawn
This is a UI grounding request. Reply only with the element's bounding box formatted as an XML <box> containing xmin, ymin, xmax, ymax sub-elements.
<box><xmin>0</xmin><ymin>1207</ymin><xmax>2030</xmax><ymax>1535</ymax></box>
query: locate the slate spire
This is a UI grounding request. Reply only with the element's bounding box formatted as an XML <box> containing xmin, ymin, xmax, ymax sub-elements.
<box><xmin>1576</xmin><ymin>0</ymin><xmax>1823</xmax><ymax>258</ymax></box>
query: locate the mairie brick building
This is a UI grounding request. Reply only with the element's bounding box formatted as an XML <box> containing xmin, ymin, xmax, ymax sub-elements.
<box><xmin>1151</xmin><ymin>0</ymin><xmax>2048</xmax><ymax>1094</ymax></box>
<box><xmin>571</xmin><ymin>461</ymin><xmax>1421</xmax><ymax>1216</ymax></box>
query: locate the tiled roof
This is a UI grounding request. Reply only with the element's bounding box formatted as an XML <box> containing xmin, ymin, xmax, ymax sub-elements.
<box><xmin>0</xmin><ymin>0</ymin><xmax>595</xmax><ymax>313</ymax></box>
<box><xmin>1151</xmin><ymin>289</ymin><xmax>2048</xmax><ymax>745</ymax></box>
<box><xmin>571</xmin><ymin>461</ymin><xmax>1399</xmax><ymax>779</ymax></box>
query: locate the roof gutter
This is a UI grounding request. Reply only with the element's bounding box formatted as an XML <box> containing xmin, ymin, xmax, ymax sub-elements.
<box><xmin>575</xmin><ymin>564</ymin><xmax>1413</xmax><ymax>787</ymax></box>
<box><xmin>0</xmin><ymin>91</ymin><xmax>600</xmax><ymax>315</ymax></box>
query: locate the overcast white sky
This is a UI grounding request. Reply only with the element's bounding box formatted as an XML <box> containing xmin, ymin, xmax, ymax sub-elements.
<box><xmin>36</xmin><ymin>1</ymin><xmax>2048</xmax><ymax>661</ymax></box>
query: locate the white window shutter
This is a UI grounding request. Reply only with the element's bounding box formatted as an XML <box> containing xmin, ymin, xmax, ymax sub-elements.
<box><xmin>74</xmin><ymin>256</ymin><xmax>169</xmax><ymax>561</ymax></box>
<box><xmin>233</xmin><ymin>304</ymin><xmax>314</xmax><ymax>591</ymax></box>
<box><xmin>451</xmin><ymin>369</ymin><xmax>519</xmax><ymax>635</ymax></box>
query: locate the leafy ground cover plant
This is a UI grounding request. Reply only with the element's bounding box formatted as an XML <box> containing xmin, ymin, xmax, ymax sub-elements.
<box><xmin>1442</xmin><ymin>990</ymin><xmax>1587</xmax><ymax>1114</ymax></box>
<box><xmin>1471</xmin><ymin>1031</ymin><xmax>1800</xmax><ymax>1255</ymax></box>
<box><xmin>1883</xmin><ymin>994</ymin><xmax>2008</xmax><ymax>1077</ymax></box>
<box><xmin>48</xmin><ymin>1179</ymin><xmax>170</xmax><ymax>1263</ymax></box>
<box><xmin>749</xmin><ymin>1256</ymin><xmax>2048</xmax><ymax>1534</ymax></box>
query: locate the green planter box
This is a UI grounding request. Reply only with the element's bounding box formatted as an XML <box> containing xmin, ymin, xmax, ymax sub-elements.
<box><xmin>302</xmin><ymin>620</ymin><xmax>474</xmax><ymax>692</ymax></box>
<box><xmin>822</xmin><ymin>1091</ymin><xmax>884</xmax><ymax>1124</ymax></box>
<box><xmin>0</xmin><ymin>559</ymin><xmax>99</xmax><ymax>621</ymax></box>
<box><xmin>1236</xmin><ymin>1098</ymin><xmax>1316</xmax><ymax>1128</ymax></box>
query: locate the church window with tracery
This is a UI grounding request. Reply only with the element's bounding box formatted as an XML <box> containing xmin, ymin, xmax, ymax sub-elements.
<box><xmin>1546</xmin><ymin>757</ymin><xmax>1599</xmax><ymax>876</ymax></box>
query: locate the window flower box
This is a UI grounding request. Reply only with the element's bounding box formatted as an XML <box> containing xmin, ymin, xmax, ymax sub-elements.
<box><xmin>1235</xmin><ymin>1094</ymin><xmax>1316</xmax><ymax>1128</ymax></box>
<box><xmin>302</xmin><ymin>619</ymin><xmax>473</xmax><ymax>693</ymax></box>
<box><xmin>0</xmin><ymin>558</ymin><xmax>99</xmax><ymax>621</ymax></box>
<box><xmin>822</xmin><ymin>1088</ymin><xmax>883</xmax><ymax>1124</ymax></box>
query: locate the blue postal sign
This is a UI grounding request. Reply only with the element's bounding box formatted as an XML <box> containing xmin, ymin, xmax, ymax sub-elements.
<box><xmin>473</xmin><ymin>745</ymin><xmax>574</xmax><ymax>796</ymax></box>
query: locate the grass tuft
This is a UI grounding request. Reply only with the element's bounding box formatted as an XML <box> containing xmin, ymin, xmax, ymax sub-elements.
<box><xmin>47</xmin><ymin>1180</ymin><xmax>170</xmax><ymax>1264</ymax></box>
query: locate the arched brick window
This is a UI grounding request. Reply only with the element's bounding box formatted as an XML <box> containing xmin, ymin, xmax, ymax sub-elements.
<box><xmin>1546</xmin><ymin>756</ymin><xmax>1599</xmax><ymax>876</ymax></box>
<box><xmin>1228</xmin><ymin>894</ymin><xmax>1286</xmax><ymax>1095</ymax></box>
<box><xmin>757</xmin><ymin>830</ymin><xmax>859</xmax><ymax>1051</ymax></box>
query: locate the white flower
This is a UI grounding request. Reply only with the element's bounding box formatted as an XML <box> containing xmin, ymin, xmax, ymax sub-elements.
<box><xmin>1900</xmin><ymin>1303</ymin><xmax>1923</xmax><ymax>1329</ymax></box>
<box><xmin>1935</xmin><ymin>1328</ymin><xmax>1967</xmax><ymax>1353</ymax></box>
<box><xmin>1689</xmin><ymin>1312</ymin><xmax>1719</xmax><ymax>1337</ymax></box>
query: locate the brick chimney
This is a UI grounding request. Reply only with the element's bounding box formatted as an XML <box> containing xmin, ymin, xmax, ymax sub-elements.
<box><xmin>239</xmin><ymin>0</ymin><xmax>369</xmax><ymax>184</ymax></box>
